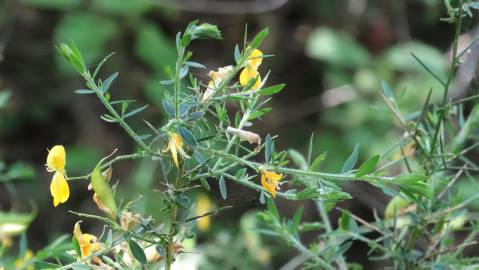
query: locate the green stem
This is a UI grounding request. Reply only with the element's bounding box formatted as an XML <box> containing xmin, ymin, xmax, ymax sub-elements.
<box><xmin>166</xmin><ymin>164</ymin><xmax>182</xmax><ymax>270</ymax></box>
<box><xmin>174</xmin><ymin>47</ymin><xmax>185</xmax><ymax>120</ymax></box>
<box><xmin>286</xmin><ymin>234</ymin><xmax>335</xmax><ymax>270</ymax></box>
<box><xmin>203</xmin><ymin>148</ymin><xmax>394</xmax><ymax>182</ymax></box>
<box><xmin>67</xmin><ymin>152</ymin><xmax>148</xmax><ymax>181</ymax></box>
<box><xmin>85</xmin><ymin>75</ymin><xmax>151</xmax><ymax>152</ymax></box>
<box><xmin>429</xmin><ymin>1</ymin><xmax>463</xmax><ymax>157</ymax></box>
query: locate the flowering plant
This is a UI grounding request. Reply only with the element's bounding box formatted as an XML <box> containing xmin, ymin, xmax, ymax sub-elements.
<box><xmin>3</xmin><ymin>1</ymin><xmax>479</xmax><ymax>267</ymax></box>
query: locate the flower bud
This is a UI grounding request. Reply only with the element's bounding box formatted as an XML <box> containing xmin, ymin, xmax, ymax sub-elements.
<box><xmin>226</xmin><ymin>126</ymin><xmax>261</xmax><ymax>145</ymax></box>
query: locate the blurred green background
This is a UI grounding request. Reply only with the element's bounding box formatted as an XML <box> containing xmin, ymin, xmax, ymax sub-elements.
<box><xmin>0</xmin><ymin>0</ymin><xmax>464</xmax><ymax>268</ymax></box>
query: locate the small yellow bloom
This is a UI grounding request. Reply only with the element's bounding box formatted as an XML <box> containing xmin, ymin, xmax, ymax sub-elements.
<box><xmin>73</xmin><ymin>222</ymin><xmax>102</xmax><ymax>258</ymax></box>
<box><xmin>247</xmin><ymin>49</ymin><xmax>263</xmax><ymax>69</ymax></box>
<box><xmin>195</xmin><ymin>193</ymin><xmax>212</xmax><ymax>232</ymax></box>
<box><xmin>260</xmin><ymin>170</ymin><xmax>282</xmax><ymax>198</ymax></box>
<box><xmin>50</xmin><ymin>171</ymin><xmax>70</xmax><ymax>207</ymax></box>
<box><xmin>162</xmin><ymin>133</ymin><xmax>188</xmax><ymax>168</ymax></box>
<box><xmin>14</xmin><ymin>249</ymin><xmax>34</xmax><ymax>270</ymax></box>
<box><xmin>46</xmin><ymin>145</ymin><xmax>66</xmax><ymax>172</ymax></box>
<box><xmin>46</xmin><ymin>145</ymin><xmax>70</xmax><ymax>206</ymax></box>
<box><xmin>239</xmin><ymin>66</ymin><xmax>261</xmax><ymax>89</ymax></box>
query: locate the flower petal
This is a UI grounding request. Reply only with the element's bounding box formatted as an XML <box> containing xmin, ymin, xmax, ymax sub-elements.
<box><xmin>239</xmin><ymin>67</ymin><xmax>261</xmax><ymax>90</ymax></box>
<box><xmin>247</xmin><ymin>49</ymin><xmax>263</xmax><ymax>69</ymax></box>
<box><xmin>169</xmin><ymin>138</ymin><xmax>179</xmax><ymax>168</ymax></box>
<box><xmin>50</xmin><ymin>172</ymin><xmax>69</xmax><ymax>207</ymax></box>
<box><xmin>46</xmin><ymin>145</ymin><xmax>66</xmax><ymax>172</ymax></box>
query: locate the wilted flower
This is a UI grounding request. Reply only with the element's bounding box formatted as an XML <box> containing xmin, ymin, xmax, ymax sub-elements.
<box><xmin>162</xmin><ymin>133</ymin><xmax>189</xmax><ymax>168</ymax></box>
<box><xmin>260</xmin><ymin>169</ymin><xmax>282</xmax><ymax>198</ymax></box>
<box><xmin>202</xmin><ymin>65</ymin><xmax>233</xmax><ymax>102</ymax></box>
<box><xmin>121</xmin><ymin>211</ymin><xmax>141</xmax><ymax>231</ymax></box>
<box><xmin>73</xmin><ymin>222</ymin><xmax>102</xmax><ymax>258</ymax></box>
<box><xmin>226</xmin><ymin>126</ymin><xmax>261</xmax><ymax>145</ymax></box>
<box><xmin>195</xmin><ymin>193</ymin><xmax>213</xmax><ymax>232</ymax></box>
<box><xmin>46</xmin><ymin>145</ymin><xmax>70</xmax><ymax>207</ymax></box>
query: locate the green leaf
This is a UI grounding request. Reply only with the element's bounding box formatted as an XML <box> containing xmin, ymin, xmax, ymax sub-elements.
<box><xmin>200</xmin><ymin>178</ymin><xmax>210</xmax><ymax>191</ymax></box>
<box><xmin>264</xmin><ymin>134</ymin><xmax>273</xmax><ymax>162</ymax></box>
<box><xmin>266</xmin><ymin>198</ymin><xmax>279</xmax><ymax>219</ymax></box>
<box><xmin>190</xmin><ymin>23</ymin><xmax>222</xmax><ymax>40</ymax></box>
<box><xmin>292</xmin><ymin>206</ymin><xmax>304</xmax><ymax>232</ymax></box>
<box><xmin>72</xmin><ymin>236</ymin><xmax>81</xmax><ymax>257</ymax></box>
<box><xmin>128</xmin><ymin>239</ymin><xmax>147</xmax><ymax>264</ymax></box>
<box><xmin>288</xmin><ymin>149</ymin><xmax>308</xmax><ymax>170</ymax></box>
<box><xmin>91</xmin><ymin>164</ymin><xmax>117</xmax><ymax>218</ymax></box>
<box><xmin>341</xmin><ymin>144</ymin><xmax>359</xmax><ymax>173</ymax></box>
<box><xmin>234</xmin><ymin>44</ymin><xmax>241</xmax><ymax>63</ymax></box>
<box><xmin>250</xmin><ymin>28</ymin><xmax>269</xmax><ymax>49</ymax></box>
<box><xmin>178</xmin><ymin>126</ymin><xmax>197</xmax><ymax>146</ymax></box>
<box><xmin>219</xmin><ymin>175</ymin><xmax>227</xmax><ymax>200</ymax></box>
<box><xmin>381</xmin><ymin>81</ymin><xmax>395</xmax><ymax>101</ymax></box>
<box><xmin>101</xmin><ymin>72</ymin><xmax>118</xmax><ymax>94</ymax></box>
<box><xmin>295</xmin><ymin>188</ymin><xmax>320</xmax><ymax>200</ymax></box>
<box><xmin>310</xmin><ymin>152</ymin><xmax>327</xmax><ymax>172</ymax></box>
<box><xmin>34</xmin><ymin>261</ymin><xmax>62</xmax><ymax>269</ymax></box>
<box><xmin>306</xmin><ymin>27</ymin><xmax>369</xmax><ymax>68</ymax></box>
<box><xmin>54</xmin><ymin>12</ymin><xmax>118</xmax><ymax>73</ymax></box>
<box><xmin>162</xmin><ymin>99</ymin><xmax>175</xmax><ymax>118</ymax></box>
<box><xmin>355</xmin><ymin>155</ymin><xmax>380</xmax><ymax>177</ymax></box>
<box><xmin>187</xmin><ymin>111</ymin><xmax>205</xmax><ymax>121</ymax></box>
<box><xmin>123</xmin><ymin>104</ymin><xmax>149</xmax><ymax>118</ymax></box>
<box><xmin>258</xmin><ymin>84</ymin><xmax>285</xmax><ymax>95</ymax></box>
<box><xmin>339</xmin><ymin>211</ymin><xmax>358</xmax><ymax>233</ymax></box>
<box><xmin>393</xmin><ymin>173</ymin><xmax>431</xmax><ymax>200</ymax></box>
<box><xmin>247</xmin><ymin>107</ymin><xmax>272</xmax><ymax>120</ymax></box>
<box><xmin>320</xmin><ymin>190</ymin><xmax>353</xmax><ymax>201</ymax></box>
<box><xmin>75</xmin><ymin>89</ymin><xmax>95</xmax><ymax>94</ymax></box>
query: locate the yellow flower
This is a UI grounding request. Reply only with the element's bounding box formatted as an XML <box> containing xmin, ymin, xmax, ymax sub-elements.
<box><xmin>239</xmin><ymin>67</ymin><xmax>262</xmax><ymax>90</ymax></box>
<box><xmin>162</xmin><ymin>133</ymin><xmax>188</xmax><ymax>168</ymax></box>
<box><xmin>46</xmin><ymin>145</ymin><xmax>70</xmax><ymax>207</ymax></box>
<box><xmin>247</xmin><ymin>49</ymin><xmax>263</xmax><ymax>69</ymax></box>
<box><xmin>73</xmin><ymin>222</ymin><xmax>102</xmax><ymax>258</ymax></box>
<box><xmin>239</xmin><ymin>48</ymin><xmax>263</xmax><ymax>90</ymax></box>
<box><xmin>50</xmin><ymin>171</ymin><xmax>70</xmax><ymax>207</ymax></box>
<box><xmin>195</xmin><ymin>193</ymin><xmax>212</xmax><ymax>232</ymax></box>
<box><xmin>46</xmin><ymin>145</ymin><xmax>66</xmax><ymax>172</ymax></box>
<box><xmin>260</xmin><ymin>170</ymin><xmax>282</xmax><ymax>198</ymax></box>
<box><xmin>14</xmin><ymin>249</ymin><xmax>34</xmax><ymax>270</ymax></box>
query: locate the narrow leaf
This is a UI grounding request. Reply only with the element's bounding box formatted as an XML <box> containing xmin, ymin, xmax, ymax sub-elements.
<box><xmin>75</xmin><ymin>89</ymin><xmax>95</xmax><ymax>94</ymax></box>
<box><xmin>219</xmin><ymin>175</ymin><xmax>227</xmax><ymax>200</ymax></box>
<box><xmin>123</xmin><ymin>104</ymin><xmax>149</xmax><ymax>118</ymax></box>
<box><xmin>162</xmin><ymin>99</ymin><xmax>175</xmax><ymax>118</ymax></box>
<box><xmin>355</xmin><ymin>155</ymin><xmax>380</xmax><ymax>177</ymax></box>
<box><xmin>128</xmin><ymin>239</ymin><xmax>147</xmax><ymax>264</ymax></box>
<box><xmin>178</xmin><ymin>126</ymin><xmax>197</xmax><ymax>146</ymax></box>
<box><xmin>101</xmin><ymin>72</ymin><xmax>119</xmax><ymax>94</ymax></box>
<box><xmin>341</xmin><ymin>144</ymin><xmax>359</xmax><ymax>173</ymax></box>
<box><xmin>258</xmin><ymin>84</ymin><xmax>285</xmax><ymax>95</ymax></box>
